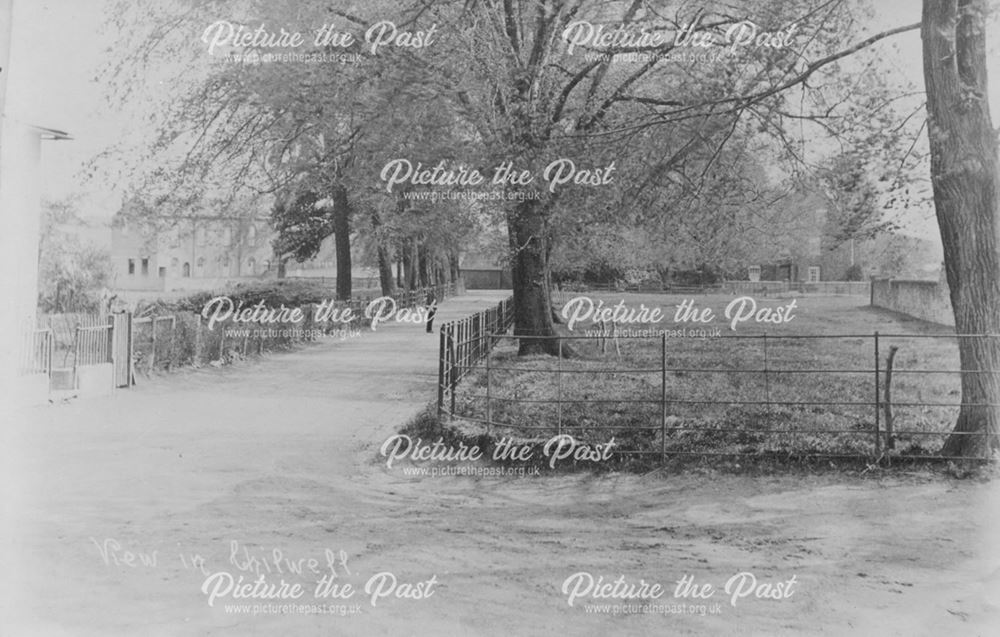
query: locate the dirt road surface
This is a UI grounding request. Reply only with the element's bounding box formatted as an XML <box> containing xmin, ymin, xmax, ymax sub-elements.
<box><xmin>2</xmin><ymin>292</ymin><xmax>998</xmax><ymax>636</ymax></box>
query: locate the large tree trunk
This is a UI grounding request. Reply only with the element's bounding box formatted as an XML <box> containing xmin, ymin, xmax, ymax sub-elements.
<box><xmin>507</xmin><ymin>198</ymin><xmax>563</xmax><ymax>356</ymax></box>
<box><xmin>403</xmin><ymin>238</ymin><xmax>416</xmax><ymax>291</ymax></box>
<box><xmin>418</xmin><ymin>243</ymin><xmax>430</xmax><ymax>288</ymax></box>
<box><xmin>449</xmin><ymin>251</ymin><xmax>460</xmax><ymax>286</ymax></box>
<box><xmin>923</xmin><ymin>0</ymin><xmax>1000</xmax><ymax>457</ymax></box>
<box><xmin>332</xmin><ymin>185</ymin><xmax>352</xmax><ymax>301</ymax></box>
<box><xmin>370</xmin><ymin>209</ymin><xmax>395</xmax><ymax>297</ymax></box>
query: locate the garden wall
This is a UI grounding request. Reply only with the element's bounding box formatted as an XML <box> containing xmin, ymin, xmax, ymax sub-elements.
<box><xmin>870</xmin><ymin>278</ymin><xmax>954</xmax><ymax>326</ymax></box>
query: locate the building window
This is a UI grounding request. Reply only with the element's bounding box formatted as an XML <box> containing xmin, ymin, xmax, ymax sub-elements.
<box><xmin>141</xmin><ymin>258</ymin><xmax>149</xmax><ymax>276</ymax></box>
<box><xmin>182</xmin><ymin>262</ymin><xmax>191</xmax><ymax>277</ymax></box>
<box><xmin>247</xmin><ymin>257</ymin><xmax>256</xmax><ymax>274</ymax></box>
<box><xmin>748</xmin><ymin>265</ymin><xmax>761</xmax><ymax>282</ymax></box>
<box><xmin>808</xmin><ymin>266</ymin><xmax>821</xmax><ymax>283</ymax></box>
<box><xmin>158</xmin><ymin>266</ymin><xmax>166</xmax><ymax>278</ymax></box>
<box><xmin>196</xmin><ymin>256</ymin><xmax>206</xmax><ymax>269</ymax></box>
<box><xmin>127</xmin><ymin>258</ymin><xmax>135</xmax><ymax>275</ymax></box>
<box><xmin>247</xmin><ymin>224</ymin><xmax>257</xmax><ymax>246</ymax></box>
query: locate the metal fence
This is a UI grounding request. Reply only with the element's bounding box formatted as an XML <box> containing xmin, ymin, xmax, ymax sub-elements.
<box><xmin>18</xmin><ymin>319</ymin><xmax>114</xmax><ymax>391</ymax></box>
<box><xmin>73</xmin><ymin>322</ymin><xmax>113</xmax><ymax>367</ymax></box>
<box><xmin>438</xmin><ymin>329</ymin><xmax>998</xmax><ymax>462</ymax></box>
<box><xmin>438</xmin><ymin>296</ymin><xmax>515</xmax><ymax>417</ymax></box>
<box><xmin>22</xmin><ymin>281</ymin><xmax>462</xmax><ymax>392</ymax></box>
<box><xmin>126</xmin><ymin>281</ymin><xmax>461</xmax><ymax>375</ymax></box>
<box><xmin>19</xmin><ymin>328</ymin><xmax>54</xmax><ymax>376</ymax></box>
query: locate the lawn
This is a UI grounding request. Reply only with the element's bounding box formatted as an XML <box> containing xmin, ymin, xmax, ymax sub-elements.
<box><xmin>446</xmin><ymin>292</ymin><xmax>970</xmax><ymax>463</ymax></box>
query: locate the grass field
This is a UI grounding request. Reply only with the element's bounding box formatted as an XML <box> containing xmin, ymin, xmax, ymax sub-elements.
<box><xmin>446</xmin><ymin>293</ymin><xmax>973</xmax><ymax>463</ymax></box>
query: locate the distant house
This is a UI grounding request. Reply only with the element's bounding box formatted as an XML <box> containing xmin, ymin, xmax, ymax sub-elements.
<box><xmin>746</xmin><ymin>232</ymin><xmax>941</xmax><ymax>283</ymax></box>
<box><xmin>108</xmin><ymin>199</ymin><xmax>377</xmax><ymax>294</ymax></box>
<box><xmin>460</xmin><ymin>251</ymin><xmax>510</xmax><ymax>289</ymax></box>
<box><xmin>752</xmin><ymin>249</ymin><xmax>845</xmax><ymax>283</ymax></box>
<box><xmin>110</xmin><ymin>203</ymin><xmax>275</xmax><ymax>292</ymax></box>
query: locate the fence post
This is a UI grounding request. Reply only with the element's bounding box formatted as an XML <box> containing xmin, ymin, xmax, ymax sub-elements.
<box><xmin>449</xmin><ymin>332</ymin><xmax>457</xmax><ymax>416</ymax></box>
<box><xmin>460</xmin><ymin>319</ymin><xmax>467</xmax><ymax>379</ymax></box>
<box><xmin>479</xmin><ymin>314</ymin><xmax>485</xmax><ymax>361</ymax></box>
<box><xmin>437</xmin><ymin>328</ymin><xmax>446</xmax><ymax>419</ymax></box>
<box><xmin>219</xmin><ymin>321</ymin><xmax>226</xmax><ymax>361</ymax></box>
<box><xmin>169</xmin><ymin>316</ymin><xmax>177</xmax><ymax>369</ymax></box>
<box><xmin>762</xmin><ymin>332</ymin><xmax>770</xmax><ymax>414</ymax></box>
<box><xmin>72</xmin><ymin>323</ymin><xmax>80</xmax><ymax>388</ymax></box>
<box><xmin>478</xmin><ymin>314</ymin><xmax>484</xmax><ymax>361</ymax></box>
<box><xmin>485</xmin><ymin>338</ymin><xmax>492</xmax><ymax>434</ymax></box>
<box><xmin>874</xmin><ymin>331</ymin><xmax>882</xmax><ymax>458</ymax></box>
<box><xmin>105</xmin><ymin>320</ymin><xmax>114</xmax><ymax>365</ymax></box>
<box><xmin>194</xmin><ymin>313</ymin><xmax>203</xmax><ymax>365</ymax></box>
<box><xmin>661</xmin><ymin>333</ymin><xmax>667</xmax><ymax>462</ymax></box>
<box><xmin>557</xmin><ymin>337</ymin><xmax>563</xmax><ymax>436</ymax></box>
<box><xmin>46</xmin><ymin>330</ymin><xmax>53</xmax><ymax>380</ymax></box>
<box><xmin>150</xmin><ymin>318</ymin><xmax>157</xmax><ymax>370</ymax></box>
<box><xmin>127</xmin><ymin>313</ymin><xmax>134</xmax><ymax>385</ymax></box>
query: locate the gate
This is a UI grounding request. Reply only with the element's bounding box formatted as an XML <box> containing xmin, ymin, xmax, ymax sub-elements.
<box><xmin>111</xmin><ymin>312</ymin><xmax>133</xmax><ymax>387</ymax></box>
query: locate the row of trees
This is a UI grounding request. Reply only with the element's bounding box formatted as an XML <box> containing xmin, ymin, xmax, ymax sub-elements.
<box><xmin>101</xmin><ymin>0</ymin><xmax>997</xmax><ymax>456</ymax></box>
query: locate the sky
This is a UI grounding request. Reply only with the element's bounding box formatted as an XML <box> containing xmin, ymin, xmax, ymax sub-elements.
<box><xmin>4</xmin><ymin>0</ymin><xmax>999</xmax><ymax>243</ymax></box>
<box><xmin>6</xmin><ymin>0</ymin><xmax>120</xmax><ymax>223</ymax></box>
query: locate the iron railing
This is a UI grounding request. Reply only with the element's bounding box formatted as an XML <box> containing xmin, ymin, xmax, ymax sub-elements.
<box><xmin>438</xmin><ymin>296</ymin><xmax>514</xmax><ymax>417</ymax></box>
<box><xmin>19</xmin><ymin>328</ymin><xmax>54</xmax><ymax>376</ymax></box>
<box><xmin>438</xmin><ymin>329</ymin><xmax>998</xmax><ymax>462</ymax></box>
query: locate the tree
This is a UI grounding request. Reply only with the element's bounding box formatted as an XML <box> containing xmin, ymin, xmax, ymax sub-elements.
<box><xmin>102</xmin><ymin>0</ymin><xmax>404</xmax><ymax>301</ymax></box>
<box><xmin>270</xmin><ymin>188</ymin><xmax>353</xmax><ymax>299</ymax></box>
<box><xmin>400</xmin><ymin>0</ymin><xmax>919</xmax><ymax>354</ymax></box>
<box><xmin>37</xmin><ymin>200</ymin><xmax>112</xmax><ymax>313</ymax></box>
<box><xmin>922</xmin><ymin>0</ymin><xmax>1000</xmax><ymax>457</ymax></box>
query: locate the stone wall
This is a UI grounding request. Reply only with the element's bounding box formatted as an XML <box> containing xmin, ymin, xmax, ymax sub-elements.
<box><xmin>870</xmin><ymin>278</ymin><xmax>954</xmax><ymax>326</ymax></box>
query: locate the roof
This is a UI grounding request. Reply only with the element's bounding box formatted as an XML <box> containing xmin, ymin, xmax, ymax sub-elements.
<box><xmin>28</xmin><ymin>124</ymin><xmax>72</xmax><ymax>140</ymax></box>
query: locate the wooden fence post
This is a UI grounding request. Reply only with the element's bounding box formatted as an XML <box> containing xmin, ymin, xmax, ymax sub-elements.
<box><xmin>127</xmin><ymin>313</ymin><xmax>135</xmax><ymax>385</ymax></box>
<box><xmin>218</xmin><ymin>320</ymin><xmax>226</xmax><ymax>361</ymax></box>
<box><xmin>169</xmin><ymin>316</ymin><xmax>177</xmax><ymax>369</ymax></box>
<box><xmin>71</xmin><ymin>323</ymin><xmax>80</xmax><ymax>388</ymax></box>
<box><xmin>149</xmin><ymin>318</ymin><xmax>157</xmax><ymax>370</ymax></box>
<box><xmin>194</xmin><ymin>313</ymin><xmax>203</xmax><ymax>365</ymax></box>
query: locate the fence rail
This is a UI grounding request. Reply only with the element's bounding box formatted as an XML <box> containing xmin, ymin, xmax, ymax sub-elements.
<box><xmin>437</xmin><ymin>328</ymin><xmax>998</xmax><ymax>462</ymax></box>
<box><xmin>73</xmin><ymin>323</ymin><xmax>113</xmax><ymax>367</ymax></box>
<box><xmin>19</xmin><ymin>328</ymin><xmax>54</xmax><ymax>376</ymax></box>
<box><xmin>21</xmin><ymin>281</ymin><xmax>461</xmax><ymax>393</ymax></box>
<box><xmin>438</xmin><ymin>296</ymin><xmax>515</xmax><ymax>417</ymax></box>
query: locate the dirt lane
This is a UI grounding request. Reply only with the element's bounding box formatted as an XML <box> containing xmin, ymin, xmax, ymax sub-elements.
<box><xmin>2</xmin><ymin>291</ymin><xmax>998</xmax><ymax>636</ymax></box>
